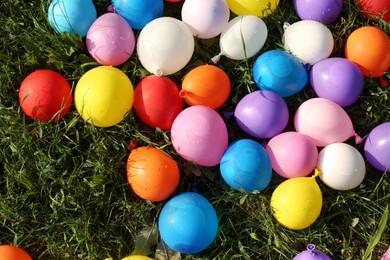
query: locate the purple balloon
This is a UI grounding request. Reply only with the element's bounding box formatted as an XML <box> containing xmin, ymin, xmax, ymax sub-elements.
<box><xmin>293</xmin><ymin>244</ymin><xmax>332</xmax><ymax>260</ymax></box>
<box><xmin>364</xmin><ymin>122</ymin><xmax>390</xmax><ymax>173</ymax></box>
<box><xmin>294</xmin><ymin>0</ymin><xmax>343</xmax><ymax>25</ymax></box>
<box><xmin>234</xmin><ymin>90</ymin><xmax>289</xmax><ymax>139</ymax></box>
<box><xmin>310</xmin><ymin>58</ymin><xmax>364</xmax><ymax>107</ymax></box>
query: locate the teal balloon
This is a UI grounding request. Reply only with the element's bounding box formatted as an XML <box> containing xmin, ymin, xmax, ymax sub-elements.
<box><xmin>220</xmin><ymin>139</ymin><xmax>272</xmax><ymax>192</ymax></box>
<box><xmin>158</xmin><ymin>192</ymin><xmax>218</xmax><ymax>254</ymax></box>
<box><xmin>111</xmin><ymin>0</ymin><xmax>164</xmax><ymax>30</ymax></box>
<box><xmin>253</xmin><ymin>50</ymin><xmax>308</xmax><ymax>97</ymax></box>
<box><xmin>48</xmin><ymin>0</ymin><xmax>97</xmax><ymax>36</ymax></box>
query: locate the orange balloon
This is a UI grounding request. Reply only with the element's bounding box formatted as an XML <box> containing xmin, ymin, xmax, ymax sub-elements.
<box><xmin>180</xmin><ymin>64</ymin><xmax>231</xmax><ymax>109</ymax></box>
<box><xmin>345</xmin><ymin>26</ymin><xmax>390</xmax><ymax>78</ymax></box>
<box><xmin>0</xmin><ymin>245</ymin><xmax>32</xmax><ymax>260</ymax></box>
<box><xmin>127</xmin><ymin>147</ymin><xmax>180</xmax><ymax>201</ymax></box>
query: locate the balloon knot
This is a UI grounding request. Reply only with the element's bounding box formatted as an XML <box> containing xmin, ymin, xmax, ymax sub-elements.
<box><xmin>211</xmin><ymin>52</ymin><xmax>223</xmax><ymax>64</ymax></box>
<box><xmin>154</xmin><ymin>69</ymin><xmax>164</xmax><ymax>76</ymax></box>
<box><xmin>380</xmin><ymin>77</ymin><xmax>388</xmax><ymax>88</ymax></box>
<box><xmin>283</xmin><ymin>22</ymin><xmax>291</xmax><ymax>31</ymax></box>
<box><xmin>304</xmin><ymin>63</ymin><xmax>311</xmax><ymax>71</ymax></box>
<box><xmin>129</xmin><ymin>141</ymin><xmax>137</xmax><ymax>151</ymax></box>
<box><xmin>354</xmin><ymin>132</ymin><xmax>363</xmax><ymax>144</ymax></box>
<box><xmin>179</xmin><ymin>90</ymin><xmax>187</xmax><ymax>98</ymax></box>
<box><xmin>313</xmin><ymin>169</ymin><xmax>321</xmax><ymax>178</ymax></box>
<box><xmin>107</xmin><ymin>5</ymin><xmax>116</xmax><ymax>13</ymax></box>
<box><xmin>224</xmin><ymin>111</ymin><xmax>234</xmax><ymax>119</ymax></box>
<box><xmin>307</xmin><ymin>244</ymin><xmax>316</xmax><ymax>252</ymax></box>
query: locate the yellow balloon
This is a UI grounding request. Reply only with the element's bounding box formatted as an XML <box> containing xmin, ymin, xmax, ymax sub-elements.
<box><xmin>75</xmin><ymin>66</ymin><xmax>134</xmax><ymax>127</ymax></box>
<box><xmin>121</xmin><ymin>256</ymin><xmax>153</xmax><ymax>260</ymax></box>
<box><xmin>226</xmin><ymin>0</ymin><xmax>280</xmax><ymax>17</ymax></box>
<box><xmin>270</xmin><ymin>176</ymin><xmax>322</xmax><ymax>230</ymax></box>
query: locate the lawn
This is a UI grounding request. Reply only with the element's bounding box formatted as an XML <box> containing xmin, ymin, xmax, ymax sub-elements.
<box><xmin>0</xmin><ymin>0</ymin><xmax>389</xmax><ymax>259</ymax></box>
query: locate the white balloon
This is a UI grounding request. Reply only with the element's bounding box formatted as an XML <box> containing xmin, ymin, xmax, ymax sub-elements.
<box><xmin>181</xmin><ymin>0</ymin><xmax>229</xmax><ymax>39</ymax></box>
<box><xmin>317</xmin><ymin>143</ymin><xmax>366</xmax><ymax>190</ymax></box>
<box><xmin>137</xmin><ymin>17</ymin><xmax>195</xmax><ymax>76</ymax></box>
<box><xmin>283</xmin><ymin>20</ymin><xmax>334</xmax><ymax>65</ymax></box>
<box><xmin>212</xmin><ymin>15</ymin><xmax>268</xmax><ymax>63</ymax></box>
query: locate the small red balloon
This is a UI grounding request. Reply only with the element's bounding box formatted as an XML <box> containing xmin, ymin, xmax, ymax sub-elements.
<box><xmin>134</xmin><ymin>75</ymin><xmax>183</xmax><ymax>130</ymax></box>
<box><xmin>19</xmin><ymin>70</ymin><xmax>73</xmax><ymax>122</ymax></box>
<box><xmin>359</xmin><ymin>0</ymin><xmax>390</xmax><ymax>22</ymax></box>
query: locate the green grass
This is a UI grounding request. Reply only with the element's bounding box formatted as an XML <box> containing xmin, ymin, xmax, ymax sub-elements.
<box><xmin>0</xmin><ymin>0</ymin><xmax>389</xmax><ymax>259</ymax></box>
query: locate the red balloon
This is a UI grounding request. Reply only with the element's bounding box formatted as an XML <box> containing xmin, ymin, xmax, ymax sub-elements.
<box><xmin>19</xmin><ymin>70</ymin><xmax>73</xmax><ymax>122</ymax></box>
<box><xmin>134</xmin><ymin>75</ymin><xmax>183</xmax><ymax>130</ymax></box>
<box><xmin>359</xmin><ymin>0</ymin><xmax>390</xmax><ymax>22</ymax></box>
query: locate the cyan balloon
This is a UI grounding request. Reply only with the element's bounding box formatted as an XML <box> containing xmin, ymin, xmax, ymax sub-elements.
<box><xmin>158</xmin><ymin>192</ymin><xmax>218</xmax><ymax>254</ymax></box>
<box><xmin>220</xmin><ymin>139</ymin><xmax>272</xmax><ymax>192</ymax></box>
<box><xmin>253</xmin><ymin>50</ymin><xmax>308</xmax><ymax>97</ymax></box>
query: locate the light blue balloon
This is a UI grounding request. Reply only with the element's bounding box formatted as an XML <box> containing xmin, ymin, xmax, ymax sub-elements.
<box><xmin>112</xmin><ymin>0</ymin><xmax>164</xmax><ymax>30</ymax></box>
<box><xmin>253</xmin><ymin>50</ymin><xmax>308</xmax><ymax>97</ymax></box>
<box><xmin>158</xmin><ymin>192</ymin><xmax>218</xmax><ymax>254</ymax></box>
<box><xmin>48</xmin><ymin>0</ymin><xmax>97</xmax><ymax>37</ymax></box>
<box><xmin>220</xmin><ymin>139</ymin><xmax>272</xmax><ymax>192</ymax></box>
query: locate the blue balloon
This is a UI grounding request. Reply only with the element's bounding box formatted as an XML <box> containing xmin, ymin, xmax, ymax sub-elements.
<box><xmin>253</xmin><ymin>50</ymin><xmax>308</xmax><ymax>97</ymax></box>
<box><xmin>158</xmin><ymin>192</ymin><xmax>218</xmax><ymax>254</ymax></box>
<box><xmin>220</xmin><ymin>139</ymin><xmax>272</xmax><ymax>192</ymax></box>
<box><xmin>111</xmin><ymin>0</ymin><xmax>164</xmax><ymax>30</ymax></box>
<box><xmin>48</xmin><ymin>0</ymin><xmax>97</xmax><ymax>37</ymax></box>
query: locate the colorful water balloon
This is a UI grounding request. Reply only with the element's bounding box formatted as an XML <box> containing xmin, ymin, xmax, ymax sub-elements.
<box><xmin>220</xmin><ymin>139</ymin><xmax>272</xmax><ymax>192</ymax></box>
<box><xmin>158</xmin><ymin>192</ymin><xmax>218</xmax><ymax>254</ymax></box>
<box><xmin>19</xmin><ymin>69</ymin><xmax>72</xmax><ymax>122</ymax></box>
<box><xmin>317</xmin><ymin>143</ymin><xmax>366</xmax><ymax>190</ymax></box>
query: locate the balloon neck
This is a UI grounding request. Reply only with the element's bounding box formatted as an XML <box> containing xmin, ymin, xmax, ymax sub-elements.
<box><xmin>154</xmin><ymin>69</ymin><xmax>164</xmax><ymax>77</ymax></box>
<box><xmin>283</xmin><ymin>22</ymin><xmax>291</xmax><ymax>31</ymax></box>
<box><xmin>107</xmin><ymin>4</ymin><xmax>116</xmax><ymax>13</ymax></box>
<box><xmin>128</xmin><ymin>141</ymin><xmax>138</xmax><ymax>151</ymax></box>
<box><xmin>307</xmin><ymin>244</ymin><xmax>316</xmax><ymax>255</ymax></box>
<box><xmin>179</xmin><ymin>90</ymin><xmax>187</xmax><ymax>98</ymax></box>
<box><xmin>380</xmin><ymin>77</ymin><xmax>388</xmax><ymax>88</ymax></box>
<box><xmin>223</xmin><ymin>111</ymin><xmax>234</xmax><ymax>119</ymax></box>
<box><xmin>354</xmin><ymin>132</ymin><xmax>363</xmax><ymax>144</ymax></box>
<box><xmin>211</xmin><ymin>52</ymin><xmax>223</xmax><ymax>64</ymax></box>
<box><xmin>313</xmin><ymin>169</ymin><xmax>320</xmax><ymax>179</ymax></box>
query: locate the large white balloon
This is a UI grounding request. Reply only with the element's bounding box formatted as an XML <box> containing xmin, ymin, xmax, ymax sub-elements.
<box><xmin>283</xmin><ymin>20</ymin><xmax>334</xmax><ymax>65</ymax></box>
<box><xmin>181</xmin><ymin>0</ymin><xmax>230</xmax><ymax>39</ymax></box>
<box><xmin>137</xmin><ymin>17</ymin><xmax>195</xmax><ymax>76</ymax></box>
<box><xmin>317</xmin><ymin>143</ymin><xmax>366</xmax><ymax>191</ymax></box>
<box><xmin>212</xmin><ymin>15</ymin><xmax>268</xmax><ymax>63</ymax></box>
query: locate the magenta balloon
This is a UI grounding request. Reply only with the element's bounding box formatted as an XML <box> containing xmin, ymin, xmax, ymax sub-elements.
<box><xmin>171</xmin><ymin>105</ymin><xmax>228</xmax><ymax>167</ymax></box>
<box><xmin>364</xmin><ymin>122</ymin><xmax>390</xmax><ymax>172</ymax></box>
<box><xmin>294</xmin><ymin>98</ymin><xmax>358</xmax><ymax>147</ymax></box>
<box><xmin>294</xmin><ymin>0</ymin><xmax>343</xmax><ymax>25</ymax></box>
<box><xmin>86</xmin><ymin>13</ymin><xmax>135</xmax><ymax>66</ymax></box>
<box><xmin>234</xmin><ymin>90</ymin><xmax>289</xmax><ymax>139</ymax></box>
<box><xmin>266</xmin><ymin>131</ymin><xmax>318</xmax><ymax>178</ymax></box>
<box><xmin>310</xmin><ymin>58</ymin><xmax>364</xmax><ymax>107</ymax></box>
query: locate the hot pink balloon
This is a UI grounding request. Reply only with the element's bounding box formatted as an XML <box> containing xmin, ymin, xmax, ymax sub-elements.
<box><xmin>86</xmin><ymin>13</ymin><xmax>135</xmax><ymax>66</ymax></box>
<box><xmin>294</xmin><ymin>98</ymin><xmax>361</xmax><ymax>147</ymax></box>
<box><xmin>266</xmin><ymin>131</ymin><xmax>319</xmax><ymax>178</ymax></box>
<box><xmin>171</xmin><ymin>105</ymin><xmax>228</xmax><ymax>167</ymax></box>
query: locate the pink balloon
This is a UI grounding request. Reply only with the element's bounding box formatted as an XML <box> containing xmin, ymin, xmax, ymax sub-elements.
<box><xmin>86</xmin><ymin>13</ymin><xmax>135</xmax><ymax>66</ymax></box>
<box><xmin>294</xmin><ymin>98</ymin><xmax>361</xmax><ymax>147</ymax></box>
<box><xmin>171</xmin><ymin>105</ymin><xmax>228</xmax><ymax>167</ymax></box>
<box><xmin>266</xmin><ymin>131</ymin><xmax>319</xmax><ymax>178</ymax></box>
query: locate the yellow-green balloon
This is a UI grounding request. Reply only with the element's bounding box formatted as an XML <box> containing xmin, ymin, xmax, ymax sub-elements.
<box><xmin>226</xmin><ymin>0</ymin><xmax>280</xmax><ymax>17</ymax></box>
<box><xmin>75</xmin><ymin>66</ymin><xmax>134</xmax><ymax>127</ymax></box>
<box><xmin>270</xmin><ymin>176</ymin><xmax>322</xmax><ymax>230</ymax></box>
<box><xmin>122</xmin><ymin>256</ymin><xmax>153</xmax><ymax>260</ymax></box>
